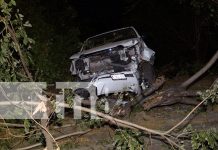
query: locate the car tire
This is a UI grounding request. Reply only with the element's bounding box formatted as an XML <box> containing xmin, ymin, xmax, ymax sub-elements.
<box><xmin>139</xmin><ymin>61</ymin><xmax>155</xmax><ymax>86</ymax></box>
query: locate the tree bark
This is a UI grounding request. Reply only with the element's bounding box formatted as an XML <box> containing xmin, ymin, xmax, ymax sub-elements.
<box><xmin>4</xmin><ymin>21</ymin><xmax>33</xmax><ymax>81</ymax></box>
<box><xmin>41</xmin><ymin>116</ymin><xmax>53</xmax><ymax>150</ymax></box>
<box><xmin>181</xmin><ymin>50</ymin><xmax>218</xmax><ymax>89</ymax></box>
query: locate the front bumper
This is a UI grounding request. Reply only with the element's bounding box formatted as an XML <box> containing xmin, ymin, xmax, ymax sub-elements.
<box><xmin>89</xmin><ymin>71</ymin><xmax>141</xmax><ymax>96</ymax></box>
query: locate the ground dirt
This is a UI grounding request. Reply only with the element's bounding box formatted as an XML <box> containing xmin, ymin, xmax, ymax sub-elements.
<box><xmin>54</xmin><ymin>75</ymin><xmax>218</xmax><ymax>150</ymax></box>
<box><xmin>7</xmin><ymin>75</ymin><xmax>218</xmax><ymax>150</ymax></box>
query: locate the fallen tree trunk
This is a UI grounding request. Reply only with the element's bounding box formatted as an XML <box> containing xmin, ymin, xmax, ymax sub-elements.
<box><xmin>143</xmin><ymin>50</ymin><xmax>218</xmax><ymax>110</ymax></box>
<box><xmin>181</xmin><ymin>50</ymin><xmax>218</xmax><ymax>89</ymax></box>
<box><xmin>131</xmin><ymin>76</ymin><xmax>165</xmax><ymax>107</ymax></box>
<box><xmin>143</xmin><ymin>88</ymin><xmax>200</xmax><ymax>110</ymax></box>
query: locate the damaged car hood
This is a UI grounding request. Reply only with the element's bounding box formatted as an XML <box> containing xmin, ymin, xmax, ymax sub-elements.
<box><xmin>70</xmin><ymin>38</ymin><xmax>139</xmax><ymax>59</ymax></box>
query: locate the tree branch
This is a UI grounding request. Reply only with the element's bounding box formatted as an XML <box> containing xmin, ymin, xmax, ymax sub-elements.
<box><xmin>17</xmin><ymin>130</ymin><xmax>91</xmax><ymax>150</ymax></box>
<box><xmin>0</xmin><ymin>16</ymin><xmax>33</xmax><ymax>81</ymax></box>
<box><xmin>181</xmin><ymin>50</ymin><xmax>218</xmax><ymax>89</ymax></box>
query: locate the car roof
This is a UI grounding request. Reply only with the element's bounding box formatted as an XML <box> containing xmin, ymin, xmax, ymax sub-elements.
<box><xmin>81</xmin><ymin>26</ymin><xmax>140</xmax><ymax>51</ymax></box>
<box><xmin>85</xmin><ymin>26</ymin><xmax>140</xmax><ymax>41</ymax></box>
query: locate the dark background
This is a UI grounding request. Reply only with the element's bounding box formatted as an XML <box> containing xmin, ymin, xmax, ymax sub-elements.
<box><xmin>16</xmin><ymin>0</ymin><xmax>218</xmax><ymax>81</ymax></box>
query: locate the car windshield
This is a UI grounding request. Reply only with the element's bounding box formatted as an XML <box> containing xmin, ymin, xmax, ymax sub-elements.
<box><xmin>82</xmin><ymin>28</ymin><xmax>138</xmax><ymax>50</ymax></box>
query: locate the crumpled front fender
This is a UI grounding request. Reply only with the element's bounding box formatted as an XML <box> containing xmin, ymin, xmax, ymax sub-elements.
<box><xmin>141</xmin><ymin>47</ymin><xmax>155</xmax><ymax>63</ymax></box>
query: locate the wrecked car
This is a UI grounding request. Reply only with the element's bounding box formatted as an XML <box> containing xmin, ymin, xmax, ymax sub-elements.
<box><xmin>70</xmin><ymin>27</ymin><xmax>155</xmax><ymax>97</ymax></box>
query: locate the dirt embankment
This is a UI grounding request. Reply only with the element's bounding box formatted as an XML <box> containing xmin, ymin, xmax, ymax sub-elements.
<box><xmin>51</xmin><ymin>75</ymin><xmax>217</xmax><ymax>149</ymax></box>
<box><xmin>13</xmin><ymin>75</ymin><xmax>218</xmax><ymax>149</ymax></box>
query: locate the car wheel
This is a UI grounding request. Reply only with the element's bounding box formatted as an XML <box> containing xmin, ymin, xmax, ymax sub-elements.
<box><xmin>139</xmin><ymin>61</ymin><xmax>155</xmax><ymax>87</ymax></box>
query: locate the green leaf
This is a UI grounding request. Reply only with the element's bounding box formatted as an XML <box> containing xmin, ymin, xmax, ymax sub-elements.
<box><xmin>0</xmin><ymin>0</ymin><xmax>4</xmax><ymax>5</ymax></box>
<box><xmin>10</xmin><ymin>0</ymin><xmax>16</xmax><ymax>6</ymax></box>
<box><xmin>114</xmin><ymin>129</ymin><xmax>144</xmax><ymax>150</ymax></box>
<box><xmin>191</xmin><ymin>129</ymin><xmax>218</xmax><ymax>150</ymax></box>
<box><xmin>23</xmin><ymin>21</ymin><xmax>32</xmax><ymax>27</ymax></box>
<box><xmin>18</xmin><ymin>13</ymin><xmax>24</xmax><ymax>18</ymax></box>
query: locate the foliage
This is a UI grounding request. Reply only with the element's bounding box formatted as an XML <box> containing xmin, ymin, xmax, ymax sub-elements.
<box><xmin>190</xmin><ymin>80</ymin><xmax>218</xmax><ymax>150</ymax></box>
<box><xmin>0</xmin><ymin>3</ymin><xmax>46</xmax><ymax>148</ymax></box>
<box><xmin>113</xmin><ymin>129</ymin><xmax>144</xmax><ymax>150</ymax></box>
<box><xmin>198</xmin><ymin>79</ymin><xmax>218</xmax><ymax>105</ymax></box>
<box><xmin>191</xmin><ymin>128</ymin><xmax>218</xmax><ymax>150</ymax></box>
<box><xmin>16</xmin><ymin>0</ymin><xmax>81</xmax><ymax>82</ymax></box>
<box><xmin>64</xmin><ymin>89</ymin><xmax>75</xmax><ymax>107</ymax></box>
<box><xmin>0</xmin><ymin>0</ymin><xmax>34</xmax><ymax>81</ymax></box>
<box><xmin>76</xmin><ymin>118</ymin><xmax>104</xmax><ymax>130</ymax></box>
<box><xmin>0</xmin><ymin>139</ymin><xmax>10</xmax><ymax>150</ymax></box>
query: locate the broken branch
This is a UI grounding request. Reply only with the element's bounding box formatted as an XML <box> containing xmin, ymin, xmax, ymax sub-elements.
<box><xmin>164</xmin><ymin>95</ymin><xmax>210</xmax><ymax>134</ymax></box>
<box><xmin>17</xmin><ymin>130</ymin><xmax>91</xmax><ymax>150</ymax></box>
<box><xmin>181</xmin><ymin>50</ymin><xmax>218</xmax><ymax>89</ymax></box>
